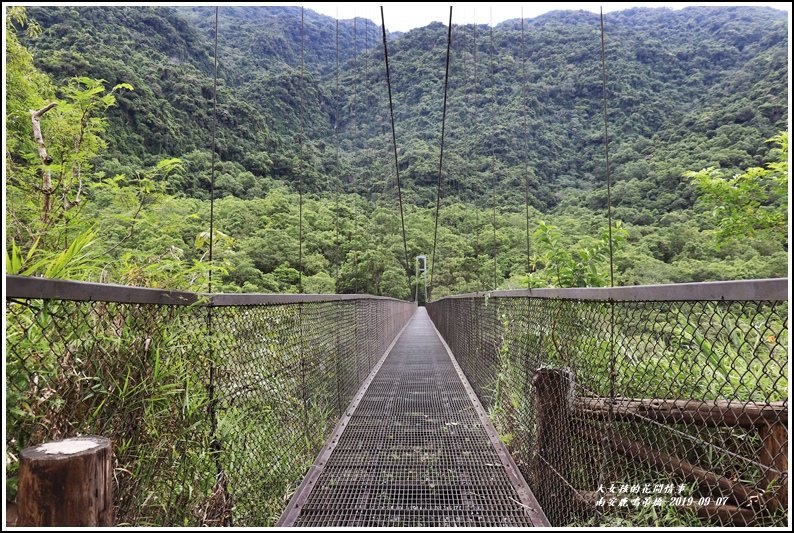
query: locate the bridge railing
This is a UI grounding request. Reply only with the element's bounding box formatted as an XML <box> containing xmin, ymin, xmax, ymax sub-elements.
<box><xmin>426</xmin><ymin>279</ymin><xmax>788</xmax><ymax>527</ymax></box>
<box><xmin>5</xmin><ymin>275</ymin><xmax>415</xmax><ymax>526</ymax></box>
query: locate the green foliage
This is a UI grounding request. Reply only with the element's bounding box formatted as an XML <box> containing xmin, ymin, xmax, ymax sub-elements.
<box><xmin>624</xmin><ymin>302</ymin><xmax>788</xmax><ymax>401</ymax></box>
<box><xmin>5</xmin><ymin>297</ymin><xmax>215</xmax><ymax>523</ymax></box>
<box><xmin>6</xmin><ymin>7</ymin><xmax>787</xmax><ymax>297</ymax></box>
<box><xmin>488</xmin><ymin>295</ymin><xmax>787</xmax><ymax>526</ymax></box>
<box><xmin>6</xmin><ymin>228</ymin><xmax>98</xmax><ymax>278</ymax></box>
<box><xmin>7</xmin><ymin>5</ymin><xmax>788</xmax><ymax>294</ymax></box>
<box><xmin>530</xmin><ymin>220</ymin><xmax>628</xmax><ymax>288</ymax></box>
<box><xmin>6</xmin><ymin>6</ymin><xmax>42</xmax><ymax>37</ymax></box>
<box><xmin>6</xmin><ymin>74</ymin><xmax>132</xmax><ymax>254</ymax></box>
<box><xmin>5</xmin><ymin>7</ymin><xmax>50</xmax><ymax>154</ymax></box>
<box><xmin>685</xmin><ymin>132</ymin><xmax>788</xmax><ymax>248</ymax></box>
<box><xmin>19</xmin><ymin>6</ymin><xmax>787</xmax><ymax>213</ymax></box>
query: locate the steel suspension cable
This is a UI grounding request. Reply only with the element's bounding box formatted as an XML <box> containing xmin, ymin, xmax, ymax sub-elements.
<box><xmin>461</xmin><ymin>14</ymin><xmax>469</xmax><ymax>245</ymax></box>
<box><xmin>429</xmin><ymin>7</ymin><xmax>453</xmax><ymax>300</ymax></box>
<box><xmin>596</xmin><ymin>9</ymin><xmax>616</xmax><ymax>526</ymax></box>
<box><xmin>358</xmin><ymin>15</ymin><xmax>368</xmax><ymax>294</ymax></box>
<box><xmin>352</xmin><ymin>14</ymin><xmax>359</xmax><ymax>294</ymax></box>
<box><xmin>335</xmin><ymin>13</ymin><xmax>340</xmax><ymax>290</ymax></box>
<box><xmin>489</xmin><ymin>13</ymin><xmax>498</xmax><ymax>291</ymax></box>
<box><xmin>209</xmin><ymin>7</ymin><xmax>218</xmax><ymax>294</ymax></box>
<box><xmin>472</xmin><ymin>16</ymin><xmax>479</xmax><ymax>288</ymax></box>
<box><xmin>452</xmin><ymin>16</ymin><xmax>460</xmax><ymax>212</ymax></box>
<box><xmin>601</xmin><ymin>10</ymin><xmax>615</xmax><ymax>288</ymax></box>
<box><xmin>356</xmin><ymin>14</ymin><xmax>369</xmax><ymax>295</ymax></box>
<box><xmin>521</xmin><ymin>8</ymin><xmax>532</xmax><ymax>291</ymax></box>
<box><xmin>298</xmin><ymin>4</ymin><xmax>308</xmax><ymax>458</ymax></box>
<box><xmin>333</xmin><ymin>10</ymin><xmax>342</xmax><ymax>414</ymax></box>
<box><xmin>297</xmin><ymin>7</ymin><xmax>305</xmax><ymax>294</ymax></box>
<box><xmin>380</xmin><ymin>7</ymin><xmax>412</xmax><ymax>296</ymax></box>
<box><xmin>207</xmin><ymin>7</ymin><xmax>224</xmax><ymax>522</ymax></box>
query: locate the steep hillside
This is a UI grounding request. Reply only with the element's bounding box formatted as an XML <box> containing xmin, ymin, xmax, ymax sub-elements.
<box><xmin>9</xmin><ymin>5</ymin><xmax>788</xmax><ymax>296</ymax></box>
<box><xmin>19</xmin><ymin>5</ymin><xmax>787</xmax><ymax>210</ymax></box>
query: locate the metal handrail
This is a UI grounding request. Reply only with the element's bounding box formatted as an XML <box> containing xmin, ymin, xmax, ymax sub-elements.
<box><xmin>6</xmin><ymin>275</ymin><xmax>786</xmax><ymax>305</ymax></box>
<box><xmin>5</xmin><ymin>275</ymin><xmax>415</xmax><ymax>306</ymax></box>
<box><xmin>429</xmin><ymin>278</ymin><xmax>788</xmax><ymax>302</ymax></box>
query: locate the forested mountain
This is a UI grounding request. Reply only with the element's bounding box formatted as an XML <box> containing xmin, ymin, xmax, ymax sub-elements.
<box><xmin>6</xmin><ymin>5</ymin><xmax>789</xmax><ymax>298</ymax></box>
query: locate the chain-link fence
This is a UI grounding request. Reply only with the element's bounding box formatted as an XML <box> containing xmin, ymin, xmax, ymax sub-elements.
<box><xmin>427</xmin><ymin>280</ymin><xmax>788</xmax><ymax>527</ymax></box>
<box><xmin>5</xmin><ymin>275</ymin><xmax>415</xmax><ymax>526</ymax></box>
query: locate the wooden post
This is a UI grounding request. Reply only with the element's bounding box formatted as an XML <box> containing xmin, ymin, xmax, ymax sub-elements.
<box><xmin>532</xmin><ymin>367</ymin><xmax>574</xmax><ymax>523</ymax></box>
<box><xmin>17</xmin><ymin>436</ymin><xmax>113</xmax><ymax>526</ymax></box>
<box><xmin>759</xmin><ymin>421</ymin><xmax>787</xmax><ymax>513</ymax></box>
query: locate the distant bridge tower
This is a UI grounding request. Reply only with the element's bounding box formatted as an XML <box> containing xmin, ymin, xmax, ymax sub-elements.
<box><xmin>415</xmin><ymin>255</ymin><xmax>428</xmax><ymax>304</ymax></box>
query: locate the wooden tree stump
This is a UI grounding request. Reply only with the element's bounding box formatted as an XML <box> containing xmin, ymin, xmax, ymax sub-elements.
<box><xmin>18</xmin><ymin>436</ymin><xmax>113</xmax><ymax>526</ymax></box>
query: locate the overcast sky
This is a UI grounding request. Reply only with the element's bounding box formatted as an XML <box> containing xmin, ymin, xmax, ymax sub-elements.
<box><xmin>297</xmin><ymin>3</ymin><xmax>790</xmax><ymax>33</ymax></box>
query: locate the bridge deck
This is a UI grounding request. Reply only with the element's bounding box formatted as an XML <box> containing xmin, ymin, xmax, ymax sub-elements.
<box><xmin>279</xmin><ymin>308</ymin><xmax>549</xmax><ymax>527</ymax></box>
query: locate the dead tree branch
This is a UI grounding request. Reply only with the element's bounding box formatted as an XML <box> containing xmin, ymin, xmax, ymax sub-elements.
<box><xmin>29</xmin><ymin>103</ymin><xmax>57</xmax><ymax>222</ymax></box>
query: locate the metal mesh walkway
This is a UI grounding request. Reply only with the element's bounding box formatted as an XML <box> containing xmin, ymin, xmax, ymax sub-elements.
<box><xmin>279</xmin><ymin>308</ymin><xmax>549</xmax><ymax>527</ymax></box>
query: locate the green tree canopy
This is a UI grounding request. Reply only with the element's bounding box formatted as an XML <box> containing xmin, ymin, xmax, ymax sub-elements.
<box><xmin>685</xmin><ymin>132</ymin><xmax>788</xmax><ymax>248</ymax></box>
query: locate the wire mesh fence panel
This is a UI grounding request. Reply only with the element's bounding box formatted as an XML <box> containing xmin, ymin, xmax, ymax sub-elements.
<box><xmin>6</xmin><ymin>277</ymin><xmax>415</xmax><ymax>527</ymax></box>
<box><xmin>427</xmin><ymin>291</ymin><xmax>788</xmax><ymax>527</ymax></box>
<box><xmin>336</xmin><ymin>301</ymin><xmax>358</xmax><ymax>416</ymax></box>
<box><xmin>206</xmin><ymin>298</ymin><xmax>415</xmax><ymax>526</ymax></box>
<box><xmin>205</xmin><ymin>303</ymin><xmax>306</xmax><ymax>526</ymax></box>
<box><xmin>5</xmin><ymin>297</ymin><xmax>213</xmax><ymax>526</ymax></box>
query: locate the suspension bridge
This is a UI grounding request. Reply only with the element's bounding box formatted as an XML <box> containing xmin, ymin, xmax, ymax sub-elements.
<box><xmin>5</xmin><ymin>5</ymin><xmax>788</xmax><ymax>529</ymax></box>
<box><xmin>277</xmin><ymin>307</ymin><xmax>547</xmax><ymax>527</ymax></box>
<box><xmin>6</xmin><ymin>275</ymin><xmax>788</xmax><ymax>527</ymax></box>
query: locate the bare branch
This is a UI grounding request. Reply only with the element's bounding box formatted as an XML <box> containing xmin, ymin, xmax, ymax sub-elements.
<box><xmin>62</xmin><ymin>178</ymin><xmax>83</xmax><ymax>212</ymax></box>
<box><xmin>31</xmin><ymin>102</ymin><xmax>57</xmax><ymax>119</ymax></box>
<box><xmin>29</xmin><ymin>103</ymin><xmax>57</xmax><ymax>223</ymax></box>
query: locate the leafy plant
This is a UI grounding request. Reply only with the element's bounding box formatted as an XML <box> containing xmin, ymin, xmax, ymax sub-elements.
<box><xmin>685</xmin><ymin>132</ymin><xmax>788</xmax><ymax>248</ymax></box>
<box><xmin>530</xmin><ymin>220</ymin><xmax>628</xmax><ymax>288</ymax></box>
<box><xmin>6</xmin><ymin>227</ymin><xmax>99</xmax><ymax>278</ymax></box>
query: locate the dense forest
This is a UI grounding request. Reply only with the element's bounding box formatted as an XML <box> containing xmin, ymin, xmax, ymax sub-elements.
<box><xmin>5</xmin><ymin>5</ymin><xmax>789</xmax><ymax>299</ymax></box>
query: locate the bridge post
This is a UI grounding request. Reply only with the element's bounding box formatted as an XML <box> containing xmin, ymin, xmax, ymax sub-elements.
<box><xmin>532</xmin><ymin>367</ymin><xmax>574</xmax><ymax>524</ymax></box>
<box><xmin>17</xmin><ymin>436</ymin><xmax>113</xmax><ymax>526</ymax></box>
